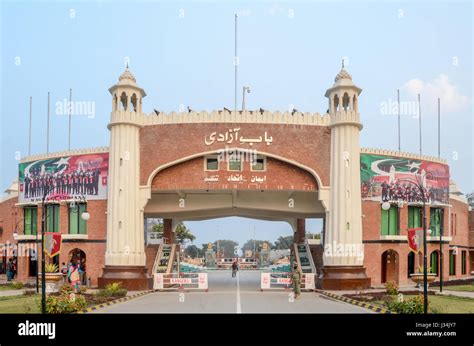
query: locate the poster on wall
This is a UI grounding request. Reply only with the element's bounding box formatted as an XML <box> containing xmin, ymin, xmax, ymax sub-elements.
<box><xmin>360</xmin><ymin>153</ymin><xmax>449</xmax><ymax>205</ymax></box>
<box><xmin>18</xmin><ymin>152</ymin><xmax>109</xmax><ymax>203</ymax></box>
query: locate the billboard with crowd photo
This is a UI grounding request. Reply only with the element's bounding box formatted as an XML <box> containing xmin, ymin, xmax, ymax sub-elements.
<box><xmin>18</xmin><ymin>152</ymin><xmax>109</xmax><ymax>203</ymax></box>
<box><xmin>360</xmin><ymin>153</ymin><xmax>450</xmax><ymax>205</ymax></box>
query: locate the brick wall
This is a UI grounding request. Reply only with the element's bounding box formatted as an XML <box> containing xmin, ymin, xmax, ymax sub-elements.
<box><xmin>140</xmin><ymin>123</ymin><xmax>331</xmax><ymax>187</ymax></box>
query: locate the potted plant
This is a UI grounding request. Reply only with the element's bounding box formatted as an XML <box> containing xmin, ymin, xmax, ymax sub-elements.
<box><xmin>409</xmin><ymin>266</ymin><xmax>437</xmax><ymax>288</ymax></box>
<box><xmin>39</xmin><ymin>263</ymin><xmax>63</xmax><ymax>293</ymax></box>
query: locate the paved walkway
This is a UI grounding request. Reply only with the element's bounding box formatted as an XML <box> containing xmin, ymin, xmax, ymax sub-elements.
<box><xmin>432</xmin><ymin>289</ymin><xmax>474</xmax><ymax>299</ymax></box>
<box><xmin>0</xmin><ymin>289</ymin><xmax>28</xmax><ymax>297</ymax></box>
<box><xmin>92</xmin><ymin>271</ymin><xmax>373</xmax><ymax>313</ymax></box>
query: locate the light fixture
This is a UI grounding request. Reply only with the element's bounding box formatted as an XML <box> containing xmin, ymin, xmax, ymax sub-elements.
<box><xmin>81</xmin><ymin>211</ymin><xmax>90</xmax><ymax>221</ymax></box>
<box><xmin>381</xmin><ymin>202</ymin><xmax>391</xmax><ymax>211</ymax></box>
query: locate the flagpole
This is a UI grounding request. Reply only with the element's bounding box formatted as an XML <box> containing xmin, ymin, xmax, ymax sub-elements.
<box><xmin>47</xmin><ymin>92</ymin><xmax>50</xmax><ymax>154</ymax></box>
<box><xmin>438</xmin><ymin>98</ymin><xmax>440</xmax><ymax>158</ymax></box>
<box><xmin>397</xmin><ymin>89</ymin><xmax>401</xmax><ymax>152</ymax></box>
<box><xmin>234</xmin><ymin>13</ymin><xmax>238</xmax><ymax>112</ymax></box>
<box><xmin>68</xmin><ymin>88</ymin><xmax>72</xmax><ymax>151</ymax></box>
<box><xmin>438</xmin><ymin>97</ymin><xmax>443</xmax><ymax>293</ymax></box>
<box><xmin>418</xmin><ymin>93</ymin><xmax>422</xmax><ymax>155</ymax></box>
<box><xmin>29</xmin><ymin>96</ymin><xmax>32</xmax><ymax>156</ymax></box>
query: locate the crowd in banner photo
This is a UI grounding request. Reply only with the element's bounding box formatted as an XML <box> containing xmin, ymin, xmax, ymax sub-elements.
<box><xmin>380</xmin><ymin>180</ymin><xmax>447</xmax><ymax>204</ymax></box>
<box><xmin>23</xmin><ymin>166</ymin><xmax>101</xmax><ymax>198</ymax></box>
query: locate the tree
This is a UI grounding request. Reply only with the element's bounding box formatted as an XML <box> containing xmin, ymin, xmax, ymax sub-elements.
<box><xmin>184</xmin><ymin>245</ymin><xmax>203</xmax><ymax>258</ymax></box>
<box><xmin>241</xmin><ymin>239</ymin><xmax>272</xmax><ymax>253</ymax></box>
<box><xmin>201</xmin><ymin>240</ymin><xmax>238</xmax><ymax>258</ymax></box>
<box><xmin>272</xmin><ymin>235</ymin><xmax>294</xmax><ymax>250</ymax></box>
<box><xmin>152</xmin><ymin>221</ymin><xmax>196</xmax><ymax>244</ymax></box>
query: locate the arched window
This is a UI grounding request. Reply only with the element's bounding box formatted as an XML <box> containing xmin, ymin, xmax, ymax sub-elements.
<box><xmin>342</xmin><ymin>93</ymin><xmax>350</xmax><ymax>111</ymax></box>
<box><xmin>131</xmin><ymin>93</ymin><xmax>138</xmax><ymax>112</ymax></box>
<box><xmin>120</xmin><ymin>92</ymin><xmax>128</xmax><ymax>110</ymax></box>
<box><xmin>353</xmin><ymin>95</ymin><xmax>358</xmax><ymax>112</ymax></box>
<box><xmin>333</xmin><ymin>94</ymin><xmax>339</xmax><ymax>112</ymax></box>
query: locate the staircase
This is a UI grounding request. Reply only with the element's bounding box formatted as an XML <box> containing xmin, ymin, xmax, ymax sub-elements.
<box><xmin>293</xmin><ymin>244</ymin><xmax>316</xmax><ymax>273</ymax></box>
<box><xmin>152</xmin><ymin>244</ymin><xmax>180</xmax><ymax>275</ymax></box>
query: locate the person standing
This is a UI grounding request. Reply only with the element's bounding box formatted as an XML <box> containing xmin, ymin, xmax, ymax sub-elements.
<box><xmin>60</xmin><ymin>262</ymin><xmax>68</xmax><ymax>284</ymax></box>
<box><xmin>291</xmin><ymin>263</ymin><xmax>302</xmax><ymax>299</ymax></box>
<box><xmin>232</xmin><ymin>261</ymin><xmax>238</xmax><ymax>278</ymax></box>
<box><xmin>68</xmin><ymin>261</ymin><xmax>82</xmax><ymax>292</ymax></box>
<box><xmin>6</xmin><ymin>258</ymin><xmax>14</xmax><ymax>282</ymax></box>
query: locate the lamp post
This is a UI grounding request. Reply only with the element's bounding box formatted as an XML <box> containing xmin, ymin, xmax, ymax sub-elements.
<box><xmin>40</xmin><ymin>185</ymin><xmax>53</xmax><ymax>314</ymax></box>
<box><xmin>397</xmin><ymin>171</ymin><xmax>434</xmax><ymax>315</ymax></box>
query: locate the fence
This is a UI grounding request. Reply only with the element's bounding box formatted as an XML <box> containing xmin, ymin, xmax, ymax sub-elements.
<box><xmin>153</xmin><ymin>272</ymin><xmax>208</xmax><ymax>291</ymax></box>
<box><xmin>260</xmin><ymin>272</ymin><xmax>315</xmax><ymax>291</ymax></box>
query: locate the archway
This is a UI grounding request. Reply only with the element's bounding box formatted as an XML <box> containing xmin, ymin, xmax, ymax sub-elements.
<box><xmin>69</xmin><ymin>248</ymin><xmax>87</xmax><ymax>285</ymax></box>
<box><xmin>28</xmin><ymin>248</ymin><xmax>37</xmax><ymax>277</ymax></box>
<box><xmin>381</xmin><ymin>249</ymin><xmax>399</xmax><ymax>284</ymax></box>
<box><xmin>407</xmin><ymin>252</ymin><xmax>415</xmax><ymax>278</ymax></box>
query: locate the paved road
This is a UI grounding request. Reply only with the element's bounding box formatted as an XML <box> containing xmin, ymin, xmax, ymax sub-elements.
<box><xmin>94</xmin><ymin>271</ymin><xmax>372</xmax><ymax>313</ymax></box>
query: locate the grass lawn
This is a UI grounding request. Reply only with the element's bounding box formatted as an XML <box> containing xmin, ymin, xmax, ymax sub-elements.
<box><xmin>370</xmin><ymin>294</ymin><xmax>474</xmax><ymax>313</ymax></box>
<box><xmin>426</xmin><ymin>295</ymin><xmax>474</xmax><ymax>313</ymax></box>
<box><xmin>441</xmin><ymin>284</ymin><xmax>474</xmax><ymax>292</ymax></box>
<box><xmin>0</xmin><ymin>294</ymin><xmax>40</xmax><ymax>313</ymax></box>
<box><xmin>0</xmin><ymin>284</ymin><xmax>24</xmax><ymax>291</ymax></box>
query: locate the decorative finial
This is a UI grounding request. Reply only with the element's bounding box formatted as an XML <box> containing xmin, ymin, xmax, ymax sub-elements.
<box><xmin>126</xmin><ymin>62</ymin><xmax>129</xmax><ymax>69</ymax></box>
<box><xmin>342</xmin><ymin>59</ymin><xmax>344</xmax><ymax>69</ymax></box>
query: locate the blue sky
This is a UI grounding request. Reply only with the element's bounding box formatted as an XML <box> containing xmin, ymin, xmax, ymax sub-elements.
<box><xmin>1</xmin><ymin>0</ymin><xmax>472</xmax><ymax>246</ymax></box>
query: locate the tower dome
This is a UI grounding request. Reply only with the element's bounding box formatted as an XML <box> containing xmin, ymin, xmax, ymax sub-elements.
<box><xmin>335</xmin><ymin>68</ymin><xmax>352</xmax><ymax>82</ymax></box>
<box><xmin>118</xmin><ymin>67</ymin><xmax>137</xmax><ymax>84</ymax></box>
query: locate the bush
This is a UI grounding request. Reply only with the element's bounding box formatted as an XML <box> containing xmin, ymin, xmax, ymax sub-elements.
<box><xmin>10</xmin><ymin>281</ymin><xmax>24</xmax><ymax>290</ymax></box>
<box><xmin>39</xmin><ymin>293</ymin><xmax>87</xmax><ymax>314</ymax></box>
<box><xmin>386</xmin><ymin>295</ymin><xmax>424</xmax><ymax>314</ymax></box>
<box><xmin>104</xmin><ymin>282</ymin><xmax>127</xmax><ymax>297</ymax></box>
<box><xmin>385</xmin><ymin>281</ymin><xmax>399</xmax><ymax>295</ymax></box>
<box><xmin>59</xmin><ymin>284</ymin><xmax>74</xmax><ymax>295</ymax></box>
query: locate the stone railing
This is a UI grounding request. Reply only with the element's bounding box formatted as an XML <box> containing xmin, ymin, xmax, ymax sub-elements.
<box><xmin>20</xmin><ymin>146</ymin><xmax>109</xmax><ymax>163</ymax></box>
<box><xmin>142</xmin><ymin>110</ymin><xmax>331</xmax><ymax>126</ymax></box>
<box><xmin>360</xmin><ymin>147</ymin><xmax>447</xmax><ymax>164</ymax></box>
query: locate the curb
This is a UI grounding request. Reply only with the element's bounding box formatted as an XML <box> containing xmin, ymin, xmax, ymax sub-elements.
<box><xmin>316</xmin><ymin>290</ymin><xmax>395</xmax><ymax>314</ymax></box>
<box><xmin>77</xmin><ymin>290</ymin><xmax>153</xmax><ymax>313</ymax></box>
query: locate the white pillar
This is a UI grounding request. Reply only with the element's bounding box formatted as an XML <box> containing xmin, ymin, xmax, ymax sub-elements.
<box><xmin>105</xmin><ymin>109</ymin><xmax>145</xmax><ymax>266</ymax></box>
<box><xmin>324</xmin><ymin>109</ymin><xmax>364</xmax><ymax>266</ymax></box>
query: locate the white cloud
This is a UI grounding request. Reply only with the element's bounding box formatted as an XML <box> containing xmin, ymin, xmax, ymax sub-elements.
<box><xmin>402</xmin><ymin>74</ymin><xmax>469</xmax><ymax>113</ymax></box>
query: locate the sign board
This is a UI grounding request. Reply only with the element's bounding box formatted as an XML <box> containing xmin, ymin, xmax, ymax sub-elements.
<box><xmin>261</xmin><ymin>272</ymin><xmax>271</xmax><ymax>289</ymax></box>
<box><xmin>19</xmin><ymin>152</ymin><xmax>109</xmax><ymax>203</ymax></box>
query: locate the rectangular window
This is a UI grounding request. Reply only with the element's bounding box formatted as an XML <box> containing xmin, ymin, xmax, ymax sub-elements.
<box><xmin>205</xmin><ymin>157</ymin><xmax>219</xmax><ymax>171</ymax></box>
<box><xmin>461</xmin><ymin>251</ymin><xmax>466</xmax><ymax>275</ymax></box>
<box><xmin>24</xmin><ymin>206</ymin><xmax>38</xmax><ymax>235</ymax></box>
<box><xmin>449</xmin><ymin>250</ymin><xmax>456</xmax><ymax>276</ymax></box>
<box><xmin>381</xmin><ymin>205</ymin><xmax>399</xmax><ymax>236</ymax></box>
<box><xmin>430</xmin><ymin>208</ymin><xmax>443</xmax><ymax>237</ymax></box>
<box><xmin>46</xmin><ymin>204</ymin><xmax>60</xmax><ymax>233</ymax></box>
<box><xmin>228</xmin><ymin>158</ymin><xmax>242</xmax><ymax>171</ymax></box>
<box><xmin>251</xmin><ymin>157</ymin><xmax>266</xmax><ymax>171</ymax></box>
<box><xmin>408</xmin><ymin>206</ymin><xmax>422</xmax><ymax>228</ymax></box>
<box><xmin>69</xmin><ymin>203</ymin><xmax>87</xmax><ymax>235</ymax></box>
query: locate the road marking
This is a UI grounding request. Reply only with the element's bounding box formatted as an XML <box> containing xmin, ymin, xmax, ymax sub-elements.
<box><xmin>236</xmin><ymin>271</ymin><xmax>242</xmax><ymax>313</ymax></box>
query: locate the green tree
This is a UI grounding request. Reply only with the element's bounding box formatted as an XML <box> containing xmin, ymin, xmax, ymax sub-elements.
<box><xmin>184</xmin><ymin>245</ymin><xmax>203</xmax><ymax>258</ymax></box>
<box><xmin>203</xmin><ymin>240</ymin><xmax>238</xmax><ymax>258</ymax></box>
<box><xmin>241</xmin><ymin>239</ymin><xmax>272</xmax><ymax>252</ymax></box>
<box><xmin>152</xmin><ymin>221</ymin><xmax>196</xmax><ymax>244</ymax></box>
<box><xmin>272</xmin><ymin>235</ymin><xmax>294</xmax><ymax>250</ymax></box>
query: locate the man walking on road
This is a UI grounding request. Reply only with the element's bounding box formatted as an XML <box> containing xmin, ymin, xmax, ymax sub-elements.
<box><xmin>232</xmin><ymin>261</ymin><xmax>238</xmax><ymax>278</ymax></box>
<box><xmin>291</xmin><ymin>263</ymin><xmax>302</xmax><ymax>299</ymax></box>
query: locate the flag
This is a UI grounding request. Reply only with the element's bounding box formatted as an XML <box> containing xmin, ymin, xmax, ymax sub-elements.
<box><xmin>44</xmin><ymin>233</ymin><xmax>62</xmax><ymax>257</ymax></box>
<box><xmin>407</xmin><ymin>228</ymin><xmax>423</xmax><ymax>253</ymax></box>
